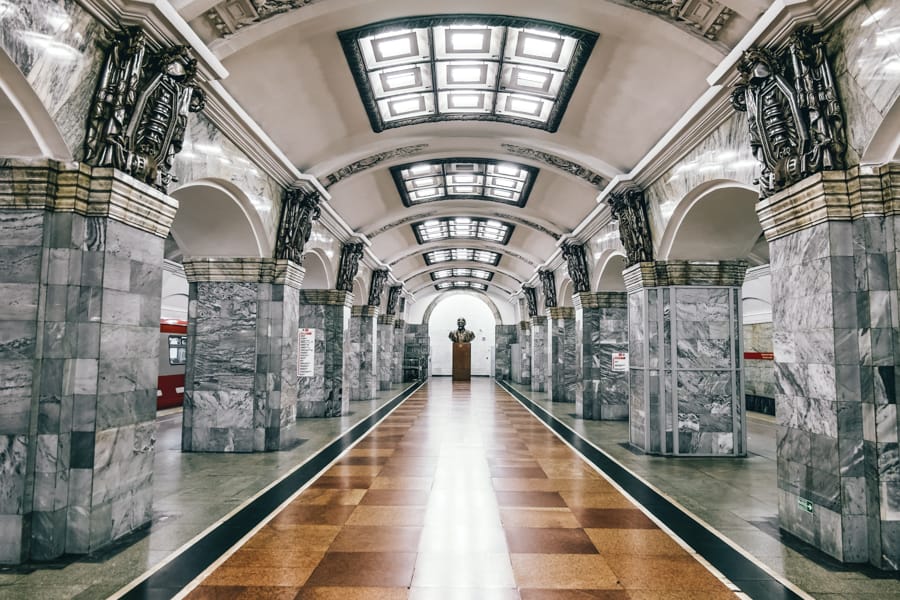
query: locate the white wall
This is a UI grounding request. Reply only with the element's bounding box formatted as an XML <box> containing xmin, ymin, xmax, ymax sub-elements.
<box><xmin>742</xmin><ymin>264</ymin><xmax>772</xmax><ymax>325</ymax></box>
<box><xmin>427</xmin><ymin>295</ymin><xmax>496</xmax><ymax>376</ymax></box>
<box><xmin>161</xmin><ymin>261</ymin><xmax>188</xmax><ymax>321</ymax></box>
<box><xmin>407</xmin><ymin>289</ymin><xmax>515</xmax><ymax>325</ymax></box>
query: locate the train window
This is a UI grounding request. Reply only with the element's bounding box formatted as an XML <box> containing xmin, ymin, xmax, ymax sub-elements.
<box><xmin>168</xmin><ymin>335</ymin><xmax>187</xmax><ymax>365</ymax></box>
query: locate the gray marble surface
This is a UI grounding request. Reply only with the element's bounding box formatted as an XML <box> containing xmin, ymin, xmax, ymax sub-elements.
<box><xmin>549</xmin><ymin>312</ymin><xmax>577</xmax><ymax>403</ymax></box>
<box><xmin>576</xmin><ymin>299</ymin><xmax>628</xmax><ymax>421</ymax></box>
<box><xmin>403</xmin><ymin>324</ymin><xmax>430</xmax><ymax>380</ymax></box>
<box><xmin>530</xmin><ymin>317</ymin><xmax>548</xmax><ymax>393</ymax></box>
<box><xmin>0</xmin><ymin>0</ymin><xmax>106</xmax><ymax>158</ymax></box>
<box><xmin>348</xmin><ymin>311</ymin><xmax>377</xmax><ymax>400</ymax></box>
<box><xmin>297</xmin><ymin>302</ymin><xmax>350</xmax><ymax>418</ymax></box>
<box><xmin>494</xmin><ymin>325</ymin><xmax>517</xmax><ymax>380</ymax></box>
<box><xmin>377</xmin><ymin>318</ymin><xmax>394</xmax><ymax>392</ymax></box>
<box><xmin>391</xmin><ymin>320</ymin><xmax>406</xmax><ymax>384</ymax></box>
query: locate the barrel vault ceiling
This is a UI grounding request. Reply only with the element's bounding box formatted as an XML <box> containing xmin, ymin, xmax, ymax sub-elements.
<box><xmin>171</xmin><ymin>0</ymin><xmax>767</xmax><ymax>303</ymax></box>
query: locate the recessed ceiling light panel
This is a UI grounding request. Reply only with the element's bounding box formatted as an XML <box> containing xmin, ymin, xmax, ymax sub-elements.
<box><xmin>340</xmin><ymin>16</ymin><xmax>598</xmax><ymax>132</ymax></box>
<box><xmin>424</xmin><ymin>248</ymin><xmax>501</xmax><ymax>265</ymax></box>
<box><xmin>412</xmin><ymin>217</ymin><xmax>514</xmax><ymax>244</ymax></box>
<box><xmin>392</xmin><ymin>158</ymin><xmax>537</xmax><ymax>207</ymax></box>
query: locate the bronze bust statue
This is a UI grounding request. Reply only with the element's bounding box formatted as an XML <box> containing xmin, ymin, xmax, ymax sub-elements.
<box><xmin>448</xmin><ymin>318</ymin><xmax>476</xmax><ymax>343</ymax></box>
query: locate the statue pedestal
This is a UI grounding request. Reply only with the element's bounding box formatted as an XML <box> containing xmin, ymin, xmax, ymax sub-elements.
<box><xmin>452</xmin><ymin>343</ymin><xmax>471</xmax><ymax>381</ymax></box>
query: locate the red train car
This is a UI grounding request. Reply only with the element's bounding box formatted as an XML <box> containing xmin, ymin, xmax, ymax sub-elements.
<box><xmin>158</xmin><ymin>320</ymin><xmax>187</xmax><ymax>410</ymax></box>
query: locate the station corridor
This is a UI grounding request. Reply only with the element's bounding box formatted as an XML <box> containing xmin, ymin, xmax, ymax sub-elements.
<box><xmin>182</xmin><ymin>378</ymin><xmax>739</xmax><ymax>599</ymax></box>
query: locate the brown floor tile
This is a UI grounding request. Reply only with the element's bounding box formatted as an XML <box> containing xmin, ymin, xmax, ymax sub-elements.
<box><xmin>333</xmin><ymin>456</ymin><xmax>389</xmax><ymax>466</ymax></box>
<box><xmin>324</xmin><ymin>465</ymin><xmax>385</xmax><ymax>477</ymax></box>
<box><xmin>559</xmin><ymin>491</ymin><xmax>632</xmax><ymax>509</ymax></box>
<box><xmin>360</xmin><ymin>488</ymin><xmax>431</xmax><ymax>506</ymax></box>
<box><xmin>493</xmin><ymin>479</ymin><xmax>617</xmax><ymax>493</ymax></box>
<box><xmin>500</xmin><ymin>508</ymin><xmax>581</xmax><ymax>528</ymax></box>
<box><xmin>346</xmin><ymin>505</ymin><xmax>428</xmax><ymax>527</ymax></box>
<box><xmin>584</xmin><ymin>528</ymin><xmax>687</xmax><ymax>556</ymax></box>
<box><xmin>203</xmin><ymin>565</ymin><xmax>320</xmax><ymax>588</ymax></box>
<box><xmin>625</xmin><ymin>591</ymin><xmax>738</xmax><ymax>599</ymax></box>
<box><xmin>294</xmin><ymin>587</ymin><xmax>409</xmax><ymax>599</ymax></box>
<box><xmin>293</xmin><ymin>489</ymin><xmax>367</xmax><ymax>506</ymax></box>
<box><xmin>310</xmin><ymin>476</ymin><xmax>377</xmax><ymax>490</ymax></box>
<box><xmin>411</xmin><ymin>552</ymin><xmax>516</xmax><ymax>588</ymax></box>
<box><xmin>409</xmin><ymin>588</ymin><xmax>520</xmax><ymax>600</ymax></box>
<box><xmin>186</xmin><ymin>585</ymin><xmax>302</xmax><ymax>599</ymax></box>
<box><xmin>504</xmin><ymin>527</ymin><xmax>598</xmax><ymax>554</ymax></box>
<box><xmin>491</xmin><ymin>467</ymin><xmax>549</xmax><ymax>479</ymax></box>
<box><xmin>226</xmin><ymin>547</ymin><xmax>326</xmax><ymax>568</ymax></box>
<box><xmin>269</xmin><ymin>504</ymin><xmax>357</xmax><ymax>526</ymax></box>
<box><xmin>519</xmin><ymin>591</ymin><xmax>630</xmax><ymax>600</ymax></box>
<box><xmin>243</xmin><ymin>525</ymin><xmax>340</xmax><ymax>550</ymax></box>
<box><xmin>305</xmin><ymin>552</ymin><xmax>416</xmax><ymax>587</ymax></box>
<box><xmin>603</xmin><ymin>554</ymin><xmax>730</xmax><ymax>591</ymax></box>
<box><xmin>510</xmin><ymin>554</ymin><xmax>621</xmax><ymax>589</ymax></box>
<box><xmin>495</xmin><ymin>491</ymin><xmax>567</xmax><ymax>508</ymax></box>
<box><xmin>377</xmin><ymin>464</ymin><xmax>437</xmax><ymax>477</ymax></box>
<box><xmin>328</xmin><ymin>525</ymin><xmax>423</xmax><ymax>552</ymax></box>
<box><xmin>370</xmin><ymin>476</ymin><xmax>434</xmax><ymax>490</ymax></box>
<box><xmin>570</xmin><ymin>508</ymin><xmax>658</xmax><ymax>529</ymax></box>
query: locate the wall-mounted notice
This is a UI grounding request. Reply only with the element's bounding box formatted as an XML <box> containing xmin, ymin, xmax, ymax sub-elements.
<box><xmin>611</xmin><ymin>352</ymin><xmax>629</xmax><ymax>372</ymax></box>
<box><xmin>298</xmin><ymin>328</ymin><xmax>316</xmax><ymax>377</ymax></box>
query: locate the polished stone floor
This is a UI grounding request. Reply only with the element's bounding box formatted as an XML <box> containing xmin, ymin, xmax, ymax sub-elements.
<box><xmin>1</xmin><ymin>378</ymin><xmax>898</xmax><ymax>599</ymax></box>
<box><xmin>185</xmin><ymin>379</ymin><xmax>740</xmax><ymax>599</ymax></box>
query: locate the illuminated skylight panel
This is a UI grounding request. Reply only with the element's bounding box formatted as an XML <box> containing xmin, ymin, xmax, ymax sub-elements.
<box><xmin>393</xmin><ymin>159</ymin><xmax>536</xmax><ymax>207</ymax></box>
<box><xmin>340</xmin><ymin>17</ymin><xmax>597</xmax><ymax>132</ymax></box>
<box><xmin>435</xmin><ymin>281</ymin><xmax>488</xmax><ymax>291</ymax></box>
<box><xmin>412</xmin><ymin>217</ymin><xmax>513</xmax><ymax>244</ymax></box>
<box><xmin>430</xmin><ymin>268</ymin><xmax>493</xmax><ymax>281</ymax></box>
<box><xmin>423</xmin><ymin>248</ymin><xmax>501</xmax><ymax>265</ymax></box>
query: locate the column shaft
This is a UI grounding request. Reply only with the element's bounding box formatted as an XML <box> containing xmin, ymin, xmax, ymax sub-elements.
<box><xmin>494</xmin><ymin>325</ymin><xmax>518</xmax><ymax>380</ymax></box>
<box><xmin>575</xmin><ymin>292</ymin><xmax>629</xmax><ymax>420</ymax></box>
<box><xmin>391</xmin><ymin>320</ymin><xmax>407</xmax><ymax>384</ymax></box>
<box><xmin>512</xmin><ymin>321</ymin><xmax>531</xmax><ymax>386</ymax></box>
<box><xmin>348</xmin><ymin>305</ymin><xmax>378</xmax><ymax>400</ymax></box>
<box><xmin>298</xmin><ymin>290</ymin><xmax>352</xmax><ymax>417</ymax></box>
<box><xmin>531</xmin><ymin>316</ymin><xmax>548</xmax><ymax>392</ymax></box>
<box><xmin>377</xmin><ymin>315</ymin><xmax>395</xmax><ymax>391</ymax></box>
<box><xmin>548</xmin><ymin>307</ymin><xmax>577</xmax><ymax>402</ymax></box>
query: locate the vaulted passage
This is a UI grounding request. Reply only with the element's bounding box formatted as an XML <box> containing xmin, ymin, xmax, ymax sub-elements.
<box><xmin>183</xmin><ymin>379</ymin><xmax>740</xmax><ymax>598</ymax></box>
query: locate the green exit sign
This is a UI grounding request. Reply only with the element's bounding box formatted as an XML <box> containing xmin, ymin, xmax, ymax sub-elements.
<box><xmin>798</xmin><ymin>498</ymin><xmax>814</xmax><ymax>512</ymax></box>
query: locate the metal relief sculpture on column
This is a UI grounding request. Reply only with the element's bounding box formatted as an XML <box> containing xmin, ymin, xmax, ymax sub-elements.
<box><xmin>730</xmin><ymin>25</ymin><xmax>846</xmax><ymax>198</ymax></box>
<box><xmin>368</xmin><ymin>269</ymin><xmax>388</xmax><ymax>306</ymax></box>
<box><xmin>607</xmin><ymin>187</ymin><xmax>653</xmax><ymax>266</ymax></box>
<box><xmin>561</xmin><ymin>242</ymin><xmax>590</xmax><ymax>293</ymax></box>
<box><xmin>84</xmin><ymin>27</ymin><xmax>206</xmax><ymax>192</ymax></box>
<box><xmin>336</xmin><ymin>242</ymin><xmax>364</xmax><ymax>292</ymax></box>
<box><xmin>539</xmin><ymin>269</ymin><xmax>557</xmax><ymax>308</ymax></box>
<box><xmin>275</xmin><ymin>187</ymin><xmax>321</xmax><ymax>263</ymax></box>
<box><xmin>523</xmin><ymin>286</ymin><xmax>538</xmax><ymax>317</ymax></box>
<box><xmin>386</xmin><ymin>285</ymin><xmax>402</xmax><ymax>315</ymax></box>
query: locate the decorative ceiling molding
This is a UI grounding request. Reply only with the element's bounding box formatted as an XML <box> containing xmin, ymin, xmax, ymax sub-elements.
<box><xmin>617</xmin><ymin>0</ymin><xmax>735</xmax><ymax>45</ymax></box>
<box><xmin>501</xmin><ymin>144</ymin><xmax>607</xmax><ymax>188</ymax></box>
<box><xmin>204</xmin><ymin>0</ymin><xmax>327</xmax><ymax>37</ymax></box>
<box><xmin>322</xmin><ymin>144</ymin><xmax>429</xmax><ymax>188</ymax></box>
<box><xmin>365</xmin><ymin>210</ymin><xmax>563</xmax><ymax>240</ymax></box>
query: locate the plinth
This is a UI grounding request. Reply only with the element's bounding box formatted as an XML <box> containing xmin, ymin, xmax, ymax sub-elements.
<box><xmin>452</xmin><ymin>343</ymin><xmax>471</xmax><ymax>381</ymax></box>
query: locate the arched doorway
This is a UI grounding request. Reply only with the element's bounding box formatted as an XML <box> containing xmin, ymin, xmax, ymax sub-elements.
<box><xmin>427</xmin><ymin>294</ymin><xmax>497</xmax><ymax>377</ymax></box>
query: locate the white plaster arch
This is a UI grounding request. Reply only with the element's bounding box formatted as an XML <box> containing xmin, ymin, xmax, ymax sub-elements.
<box><xmin>420</xmin><ymin>290</ymin><xmax>504</xmax><ymax>325</ymax></box>
<box><xmin>0</xmin><ymin>48</ymin><xmax>70</xmax><ymax>159</ymax></box>
<box><xmin>386</xmin><ymin>240</ymin><xmax>541</xmax><ymax>270</ymax></box>
<box><xmin>169</xmin><ymin>178</ymin><xmax>267</xmax><ymax>257</ymax></box>
<box><xmin>410</xmin><ymin>279</ymin><xmax>515</xmax><ymax>297</ymax></box>
<box><xmin>656</xmin><ymin>180</ymin><xmax>761</xmax><ymax>261</ymax></box>
<box><xmin>351</xmin><ymin>275</ymin><xmax>368</xmax><ymax>305</ymax></box>
<box><xmin>558</xmin><ymin>276</ymin><xmax>574</xmax><ymax>308</ymax></box>
<box><xmin>593</xmin><ymin>249</ymin><xmax>628</xmax><ymax>292</ymax></box>
<box><xmin>301</xmin><ymin>248</ymin><xmax>331</xmax><ymax>288</ymax></box>
<box><xmin>862</xmin><ymin>95</ymin><xmax>900</xmax><ymax>164</ymax></box>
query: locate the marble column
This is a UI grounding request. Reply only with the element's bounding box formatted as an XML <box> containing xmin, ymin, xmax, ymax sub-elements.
<box><xmin>494</xmin><ymin>325</ymin><xmax>518</xmax><ymax>380</ymax></box>
<box><xmin>575</xmin><ymin>292</ymin><xmax>629</xmax><ymax>420</ymax></box>
<box><xmin>625</xmin><ymin>261</ymin><xmax>746</xmax><ymax>457</ymax></box>
<box><xmin>377</xmin><ymin>315</ymin><xmax>395</xmax><ymax>391</ymax></box>
<box><xmin>297</xmin><ymin>290</ymin><xmax>352</xmax><ymax>418</ymax></box>
<box><xmin>392</xmin><ymin>319</ymin><xmax>407</xmax><ymax>384</ymax></box>
<box><xmin>182</xmin><ymin>258</ymin><xmax>304</xmax><ymax>453</ymax></box>
<box><xmin>0</xmin><ymin>160</ymin><xmax>174</xmax><ymax>563</ymax></box>
<box><xmin>404</xmin><ymin>324</ymin><xmax>430</xmax><ymax>380</ymax></box>
<box><xmin>348</xmin><ymin>305</ymin><xmax>378</xmax><ymax>400</ymax></box>
<box><xmin>757</xmin><ymin>166</ymin><xmax>899</xmax><ymax>568</ymax></box>
<box><xmin>548</xmin><ymin>307</ymin><xmax>577</xmax><ymax>402</ymax></box>
<box><xmin>511</xmin><ymin>321</ymin><xmax>531</xmax><ymax>386</ymax></box>
<box><xmin>531</xmin><ymin>316</ymin><xmax>548</xmax><ymax>392</ymax></box>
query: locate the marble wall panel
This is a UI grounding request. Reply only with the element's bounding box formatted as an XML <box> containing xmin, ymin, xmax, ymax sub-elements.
<box><xmin>404</xmin><ymin>324</ymin><xmax>430</xmax><ymax>381</ymax></box>
<box><xmin>0</xmin><ymin>0</ymin><xmax>106</xmax><ymax>158</ymax></box>
<box><xmin>348</xmin><ymin>309</ymin><xmax>377</xmax><ymax>400</ymax></box>
<box><xmin>549</xmin><ymin>311</ymin><xmax>577</xmax><ymax>403</ymax></box>
<box><xmin>377</xmin><ymin>317</ymin><xmax>394</xmax><ymax>391</ymax></box>
<box><xmin>512</xmin><ymin>322</ymin><xmax>531</xmax><ymax>386</ymax></box>
<box><xmin>576</xmin><ymin>295</ymin><xmax>628</xmax><ymax>421</ymax></box>
<box><xmin>530</xmin><ymin>317</ymin><xmax>548</xmax><ymax>393</ymax></box>
<box><xmin>297</xmin><ymin>300</ymin><xmax>350</xmax><ymax>418</ymax></box>
<box><xmin>494</xmin><ymin>325</ymin><xmax>517</xmax><ymax>380</ymax></box>
<box><xmin>391</xmin><ymin>320</ymin><xmax>407</xmax><ymax>384</ymax></box>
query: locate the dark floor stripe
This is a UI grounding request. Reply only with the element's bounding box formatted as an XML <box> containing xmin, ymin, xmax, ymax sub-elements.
<box><xmin>496</xmin><ymin>379</ymin><xmax>803</xmax><ymax>600</ymax></box>
<box><xmin>119</xmin><ymin>380</ymin><xmax>425</xmax><ymax>600</ymax></box>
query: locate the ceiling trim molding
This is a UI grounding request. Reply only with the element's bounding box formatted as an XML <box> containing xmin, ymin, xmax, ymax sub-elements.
<box><xmin>323</xmin><ymin>144</ymin><xmax>430</xmax><ymax>189</ymax></box>
<box><xmin>500</xmin><ymin>144</ymin><xmax>608</xmax><ymax>188</ymax></box>
<box><xmin>364</xmin><ymin>207</ymin><xmax>564</xmax><ymax>241</ymax></box>
<box><xmin>387</xmin><ymin>241</ymin><xmax>540</xmax><ymax>269</ymax></box>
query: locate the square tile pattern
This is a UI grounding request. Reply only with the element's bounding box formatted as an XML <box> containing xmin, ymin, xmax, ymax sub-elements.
<box><xmin>188</xmin><ymin>380</ymin><xmax>736</xmax><ymax>598</ymax></box>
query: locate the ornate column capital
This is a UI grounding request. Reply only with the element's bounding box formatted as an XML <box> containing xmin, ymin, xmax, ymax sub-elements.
<box><xmin>522</xmin><ymin>286</ymin><xmax>538</xmax><ymax>317</ymax></box>
<box><xmin>352</xmin><ymin>305</ymin><xmax>379</xmax><ymax>318</ymax></box>
<box><xmin>386</xmin><ymin>285</ymin><xmax>402</xmax><ymax>315</ymax></box>
<box><xmin>561</xmin><ymin>242</ymin><xmax>590</xmax><ymax>293</ymax></box>
<box><xmin>275</xmin><ymin>186</ymin><xmax>321</xmax><ymax>263</ymax></box>
<box><xmin>548</xmin><ymin>307</ymin><xmax>575</xmax><ymax>320</ymax></box>
<box><xmin>573</xmin><ymin>291</ymin><xmax>627</xmax><ymax>310</ymax></box>
<box><xmin>607</xmin><ymin>186</ymin><xmax>653</xmax><ymax>266</ymax></box>
<box><xmin>336</xmin><ymin>241</ymin><xmax>364</xmax><ymax>292</ymax></box>
<box><xmin>368</xmin><ymin>269</ymin><xmax>389</xmax><ymax>307</ymax></box>
<box><xmin>539</xmin><ymin>270</ymin><xmax>557</xmax><ymax>308</ymax></box>
<box><xmin>298</xmin><ymin>289</ymin><xmax>353</xmax><ymax>306</ymax></box>
<box><xmin>731</xmin><ymin>25</ymin><xmax>847</xmax><ymax>199</ymax></box>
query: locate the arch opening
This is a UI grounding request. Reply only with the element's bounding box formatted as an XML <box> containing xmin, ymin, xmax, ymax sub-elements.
<box><xmin>596</xmin><ymin>253</ymin><xmax>627</xmax><ymax>292</ymax></box>
<box><xmin>427</xmin><ymin>294</ymin><xmax>497</xmax><ymax>377</ymax></box>
<box><xmin>301</xmin><ymin>250</ymin><xmax>331</xmax><ymax>289</ymax></box>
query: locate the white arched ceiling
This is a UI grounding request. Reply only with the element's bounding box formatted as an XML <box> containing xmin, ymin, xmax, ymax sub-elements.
<box><xmin>0</xmin><ymin>48</ymin><xmax>69</xmax><ymax>159</ymax></box>
<box><xmin>657</xmin><ymin>181</ymin><xmax>764</xmax><ymax>262</ymax></box>
<box><xmin>351</xmin><ymin>276</ymin><xmax>368</xmax><ymax>305</ymax></box>
<box><xmin>176</xmin><ymin>0</ymin><xmax>763</xmax><ymax>303</ymax></box>
<box><xmin>169</xmin><ymin>179</ymin><xmax>266</xmax><ymax>258</ymax></box>
<box><xmin>301</xmin><ymin>249</ymin><xmax>331</xmax><ymax>288</ymax></box>
<box><xmin>558</xmin><ymin>278</ymin><xmax>574</xmax><ymax>307</ymax></box>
